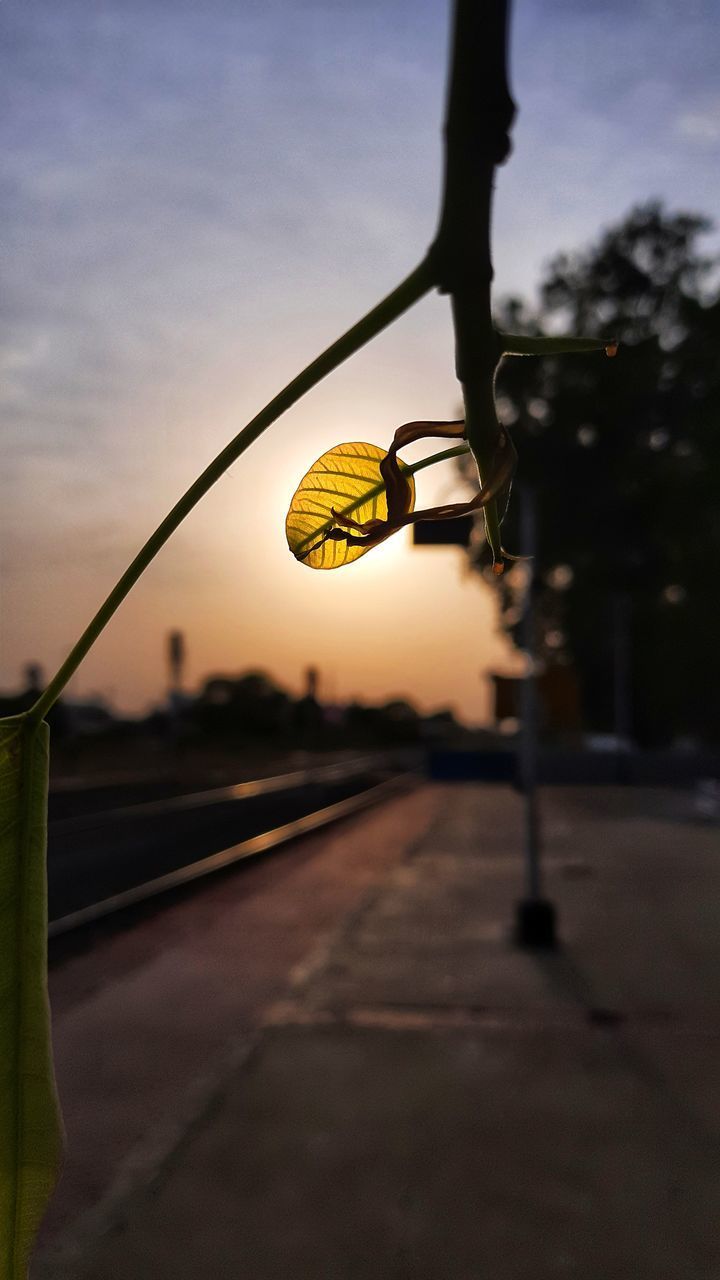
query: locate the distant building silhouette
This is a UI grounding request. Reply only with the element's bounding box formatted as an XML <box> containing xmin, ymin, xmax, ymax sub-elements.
<box><xmin>491</xmin><ymin>666</ymin><xmax>582</xmax><ymax>737</ymax></box>
<box><xmin>167</xmin><ymin>630</ymin><xmax>185</xmax><ymax>697</ymax></box>
<box><xmin>23</xmin><ymin>662</ymin><xmax>44</xmax><ymax>696</ymax></box>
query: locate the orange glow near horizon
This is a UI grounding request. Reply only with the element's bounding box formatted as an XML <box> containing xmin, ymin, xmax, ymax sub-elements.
<box><xmin>2</xmin><ymin>318</ymin><xmax>521</xmax><ymax>726</ymax></box>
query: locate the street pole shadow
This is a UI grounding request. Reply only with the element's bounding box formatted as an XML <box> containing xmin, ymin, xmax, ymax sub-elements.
<box><xmin>529</xmin><ymin>944</ymin><xmax>720</xmax><ymax>1163</ymax></box>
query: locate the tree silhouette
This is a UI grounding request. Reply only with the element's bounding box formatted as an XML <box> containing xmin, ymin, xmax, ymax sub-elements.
<box><xmin>468</xmin><ymin>202</ymin><xmax>720</xmax><ymax>746</ymax></box>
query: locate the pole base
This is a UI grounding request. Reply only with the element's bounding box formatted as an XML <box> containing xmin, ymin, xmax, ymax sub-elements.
<box><xmin>514</xmin><ymin>898</ymin><xmax>558</xmax><ymax>950</ymax></box>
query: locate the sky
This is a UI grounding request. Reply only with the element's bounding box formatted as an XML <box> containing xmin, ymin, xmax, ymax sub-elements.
<box><xmin>2</xmin><ymin>0</ymin><xmax>719</xmax><ymax>723</ymax></box>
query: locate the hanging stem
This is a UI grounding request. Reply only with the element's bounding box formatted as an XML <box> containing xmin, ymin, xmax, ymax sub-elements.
<box><xmin>27</xmin><ymin>257</ymin><xmax>436</xmax><ymax>726</ymax></box>
<box><xmin>429</xmin><ymin>0</ymin><xmax>516</xmax><ymax>570</ymax></box>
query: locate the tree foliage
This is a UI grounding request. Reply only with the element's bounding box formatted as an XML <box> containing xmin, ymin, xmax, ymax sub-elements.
<box><xmin>468</xmin><ymin>202</ymin><xmax>720</xmax><ymax>745</ymax></box>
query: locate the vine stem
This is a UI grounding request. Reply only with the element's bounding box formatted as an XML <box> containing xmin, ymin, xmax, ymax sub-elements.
<box><xmin>430</xmin><ymin>0</ymin><xmax>516</xmax><ymax>570</ymax></box>
<box><xmin>27</xmin><ymin>257</ymin><xmax>436</xmax><ymax>727</ymax></box>
<box><xmin>408</xmin><ymin>442</ymin><xmax>469</xmax><ymax>475</ymax></box>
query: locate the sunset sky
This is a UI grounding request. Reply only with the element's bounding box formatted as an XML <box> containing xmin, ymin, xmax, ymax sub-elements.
<box><xmin>2</xmin><ymin>0</ymin><xmax>719</xmax><ymax>722</ymax></box>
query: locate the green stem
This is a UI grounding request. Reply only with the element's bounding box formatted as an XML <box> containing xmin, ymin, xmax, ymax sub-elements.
<box><xmin>27</xmin><ymin>257</ymin><xmax>436</xmax><ymax>726</ymax></box>
<box><xmin>430</xmin><ymin>0</ymin><xmax>516</xmax><ymax>572</ymax></box>
<box><xmin>461</xmin><ymin>366</ymin><xmax>504</xmax><ymax>561</ymax></box>
<box><xmin>500</xmin><ymin>333</ymin><xmax>616</xmax><ymax>356</ymax></box>
<box><xmin>408</xmin><ymin>442</ymin><xmax>470</xmax><ymax>475</ymax></box>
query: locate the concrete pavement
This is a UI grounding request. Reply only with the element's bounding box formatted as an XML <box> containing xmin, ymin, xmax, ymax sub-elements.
<box><xmin>37</xmin><ymin>785</ymin><xmax>720</xmax><ymax>1279</ymax></box>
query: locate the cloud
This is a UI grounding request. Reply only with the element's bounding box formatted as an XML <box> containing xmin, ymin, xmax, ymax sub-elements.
<box><xmin>675</xmin><ymin>105</ymin><xmax>720</xmax><ymax>146</ymax></box>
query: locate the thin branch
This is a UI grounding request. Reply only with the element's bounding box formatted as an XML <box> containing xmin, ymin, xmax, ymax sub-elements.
<box><xmin>429</xmin><ymin>0</ymin><xmax>517</xmax><ymax>569</ymax></box>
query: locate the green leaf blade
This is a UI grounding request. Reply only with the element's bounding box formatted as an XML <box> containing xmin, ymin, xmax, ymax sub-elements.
<box><xmin>0</xmin><ymin>717</ymin><xmax>63</xmax><ymax>1279</ymax></box>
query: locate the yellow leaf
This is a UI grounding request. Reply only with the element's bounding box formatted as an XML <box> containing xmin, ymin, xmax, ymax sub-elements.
<box><xmin>0</xmin><ymin>716</ymin><xmax>63</xmax><ymax>1278</ymax></box>
<box><xmin>285</xmin><ymin>442</ymin><xmax>415</xmax><ymax>570</ymax></box>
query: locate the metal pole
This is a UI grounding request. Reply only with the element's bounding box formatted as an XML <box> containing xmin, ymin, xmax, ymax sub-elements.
<box><xmin>514</xmin><ymin>485</ymin><xmax>557</xmax><ymax>948</ymax></box>
<box><xmin>612</xmin><ymin>591</ymin><xmax>632</xmax><ymax>779</ymax></box>
<box><xmin>519</xmin><ymin>488</ymin><xmax>541</xmax><ymax>899</ymax></box>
